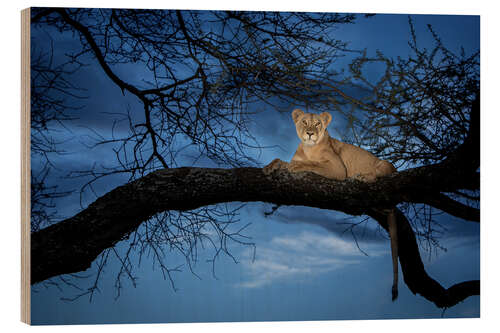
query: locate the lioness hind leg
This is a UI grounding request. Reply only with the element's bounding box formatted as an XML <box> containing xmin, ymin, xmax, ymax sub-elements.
<box><xmin>375</xmin><ymin>160</ymin><xmax>397</xmax><ymax>177</ymax></box>
<box><xmin>352</xmin><ymin>172</ymin><xmax>376</xmax><ymax>182</ymax></box>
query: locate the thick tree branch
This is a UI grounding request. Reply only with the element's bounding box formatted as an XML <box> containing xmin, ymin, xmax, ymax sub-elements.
<box><xmin>423</xmin><ymin>193</ymin><xmax>479</xmax><ymax>222</ymax></box>
<box><xmin>32</xmin><ymin>160</ymin><xmax>477</xmax><ymax>285</ymax></box>
<box><xmin>368</xmin><ymin>209</ymin><xmax>479</xmax><ymax>308</ymax></box>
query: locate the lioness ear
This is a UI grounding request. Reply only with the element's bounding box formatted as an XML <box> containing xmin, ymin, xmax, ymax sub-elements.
<box><xmin>319</xmin><ymin>112</ymin><xmax>332</xmax><ymax>126</ymax></box>
<box><xmin>292</xmin><ymin>109</ymin><xmax>304</xmax><ymax>123</ymax></box>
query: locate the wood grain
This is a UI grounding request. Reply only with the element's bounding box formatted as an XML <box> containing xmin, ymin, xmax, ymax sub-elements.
<box><xmin>21</xmin><ymin>7</ymin><xmax>31</xmax><ymax>325</ymax></box>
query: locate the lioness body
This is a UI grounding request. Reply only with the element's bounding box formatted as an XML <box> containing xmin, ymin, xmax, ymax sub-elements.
<box><xmin>264</xmin><ymin>109</ymin><xmax>399</xmax><ymax>300</ymax></box>
<box><xmin>288</xmin><ymin>110</ymin><xmax>396</xmax><ymax>181</ymax></box>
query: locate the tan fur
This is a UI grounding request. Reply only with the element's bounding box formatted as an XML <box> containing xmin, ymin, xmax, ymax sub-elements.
<box><xmin>264</xmin><ymin>109</ymin><xmax>399</xmax><ymax>300</ymax></box>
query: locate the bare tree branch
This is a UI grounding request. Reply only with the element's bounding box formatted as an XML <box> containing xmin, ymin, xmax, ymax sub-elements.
<box><xmin>32</xmin><ymin>159</ymin><xmax>477</xmax><ymax>285</ymax></box>
<box><xmin>29</xmin><ymin>8</ymin><xmax>480</xmax><ymax>309</ymax></box>
<box><xmin>423</xmin><ymin>193</ymin><xmax>479</xmax><ymax>222</ymax></box>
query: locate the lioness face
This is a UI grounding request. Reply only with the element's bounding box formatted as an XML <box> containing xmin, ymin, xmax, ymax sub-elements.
<box><xmin>291</xmin><ymin>109</ymin><xmax>332</xmax><ymax>146</ymax></box>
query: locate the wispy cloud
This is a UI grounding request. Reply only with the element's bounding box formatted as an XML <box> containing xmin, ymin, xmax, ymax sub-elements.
<box><xmin>236</xmin><ymin>231</ymin><xmax>386</xmax><ymax>289</ymax></box>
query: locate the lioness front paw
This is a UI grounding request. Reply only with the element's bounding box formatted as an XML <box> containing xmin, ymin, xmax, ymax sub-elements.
<box><xmin>287</xmin><ymin>160</ymin><xmax>311</xmax><ymax>173</ymax></box>
<box><xmin>287</xmin><ymin>161</ymin><xmax>304</xmax><ymax>173</ymax></box>
<box><xmin>263</xmin><ymin>158</ymin><xmax>287</xmax><ymax>175</ymax></box>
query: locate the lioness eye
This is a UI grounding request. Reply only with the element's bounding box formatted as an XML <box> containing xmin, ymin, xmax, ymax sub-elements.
<box><xmin>315</xmin><ymin>122</ymin><xmax>320</xmax><ymax>127</ymax></box>
<box><xmin>302</xmin><ymin>120</ymin><xmax>307</xmax><ymax>125</ymax></box>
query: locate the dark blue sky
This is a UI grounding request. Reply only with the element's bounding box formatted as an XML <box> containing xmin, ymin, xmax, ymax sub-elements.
<box><xmin>30</xmin><ymin>11</ymin><xmax>480</xmax><ymax>324</ymax></box>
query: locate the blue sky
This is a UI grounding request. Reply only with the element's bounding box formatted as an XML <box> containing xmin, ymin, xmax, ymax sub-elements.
<box><xmin>30</xmin><ymin>11</ymin><xmax>480</xmax><ymax>324</ymax></box>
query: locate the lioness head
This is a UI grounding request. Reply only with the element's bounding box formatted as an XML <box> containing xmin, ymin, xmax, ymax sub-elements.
<box><xmin>292</xmin><ymin>109</ymin><xmax>332</xmax><ymax>146</ymax></box>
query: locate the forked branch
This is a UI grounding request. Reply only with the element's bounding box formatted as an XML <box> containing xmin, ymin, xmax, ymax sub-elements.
<box><xmin>32</xmin><ymin>161</ymin><xmax>478</xmax><ymax>305</ymax></box>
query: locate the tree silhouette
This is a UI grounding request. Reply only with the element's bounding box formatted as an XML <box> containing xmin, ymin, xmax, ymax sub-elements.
<box><xmin>29</xmin><ymin>8</ymin><xmax>479</xmax><ymax>309</ymax></box>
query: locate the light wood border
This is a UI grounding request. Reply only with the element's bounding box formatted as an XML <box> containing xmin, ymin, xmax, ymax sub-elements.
<box><xmin>21</xmin><ymin>7</ymin><xmax>31</xmax><ymax>325</ymax></box>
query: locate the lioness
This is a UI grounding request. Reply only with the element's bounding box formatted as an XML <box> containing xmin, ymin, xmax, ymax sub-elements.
<box><xmin>264</xmin><ymin>109</ymin><xmax>399</xmax><ymax>300</ymax></box>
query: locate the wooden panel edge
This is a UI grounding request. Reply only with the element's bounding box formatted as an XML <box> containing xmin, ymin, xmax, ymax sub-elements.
<box><xmin>21</xmin><ymin>7</ymin><xmax>31</xmax><ymax>326</ymax></box>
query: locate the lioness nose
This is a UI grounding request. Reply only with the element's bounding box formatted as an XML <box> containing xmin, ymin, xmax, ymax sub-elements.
<box><xmin>307</xmin><ymin>132</ymin><xmax>314</xmax><ymax>137</ymax></box>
